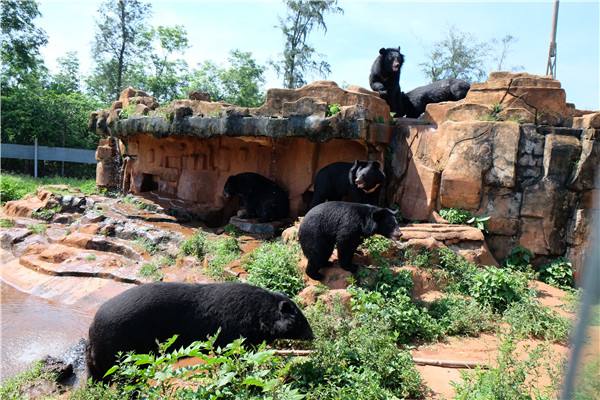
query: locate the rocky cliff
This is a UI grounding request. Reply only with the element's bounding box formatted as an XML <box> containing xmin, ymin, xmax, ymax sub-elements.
<box><xmin>87</xmin><ymin>72</ymin><xmax>599</xmax><ymax>274</ymax></box>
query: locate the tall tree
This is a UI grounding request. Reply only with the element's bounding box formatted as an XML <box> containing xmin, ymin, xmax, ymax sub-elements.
<box><xmin>51</xmin><ymin>51</ymin><xmax>81</xmax><ymax>93</ymax></box>
<box><xmin>0</xmin><ymin>0</ymin><xmax>48</xmax><ymax>88</ymax></box>
<box><xmin>270</xmin><ymin>0</ymin><xmax>343</xmax><ymax>89</ymax></box>
<box><xmin>88</xmin><ymin>0</ymin><xmax>152</xmax><ymax>102</ymax></box>
<box><xmin>420</xmin><ymin>26</ymin><xmax>523</xmax><ymax>83</ymax></box>
<box><xmin>189</xmin><ymin>49</ymin><xmax>267</xmax><ymax>108</ymax></box>
<box><xmin>135</xmin><ymin>25</ymin><xmax>191</xmax><ymax>103</ymax></box>
<box><xmin>420</xmin><ymin>25</ymin><xmax>489</xmax><ymax>83</ymax></box>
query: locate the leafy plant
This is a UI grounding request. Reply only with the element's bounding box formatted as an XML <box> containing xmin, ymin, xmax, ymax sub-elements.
<box><xmin>373</xmin><ymin>115</ymin><xmax>385</xmax><ymax>123</ymax></box>
<box><xmin>86</xmin><ymin>253</ymin><xmax>97</xmax><ymax>261</ymax></box>
<box><xmin>467</xmin><ymin>213</ymin><xmax>490</xmax><ymax>232</ymax></box>
<box><xmin>469</xmin><ymin>265</ymin><xmax>532</xmax><ymax>313</ymax></box>
<box><xmin>358</xmin><ymin>236</ymin><xmax>413</xmax><ymax>296</ymax></box>
<box><xmin>244</xmin><ymin>241</ymin><xmax>305</xmax><ymax>296</ymax></box>
<box><xmin>326</xmin><ymin>103</ymin><xmax>340</xmax><ymax>117</ymax></box>
<box><xmin>538</xmin><ymin>256</ymin><xmax>575</xmax><ymax>290</ymax></box>
<box><xmin>106</xmin><ymin>333</ymin><xmax>305</xmax><ymax>399</ymax></box>
<box><xmin>439</xmin><ymin>207</ymin><xmax>473</xmax><ymax>224</ymax></box>
<box><xmin>503</xmin><ymin>246</ymin><xmax>533</xmax><ymax>272</ymax></box>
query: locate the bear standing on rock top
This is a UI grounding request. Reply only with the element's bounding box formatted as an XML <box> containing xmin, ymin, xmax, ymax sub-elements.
<box><xmin>223</xmin><ymin>172</ymin><xmax>290</xmax><ymax>223</ymax></box>
<box><xmin>308</xmin><ymin>160</ymin><xmax>386</xmax><ymax>210</ymax></box>
<box><xmin>299</xmin><ymin>201</ymin><xmax>402</xmax><ymax>280</ymax></box>
<box><xmin>86</xmin><ymin>282</ymin><xmax>314</xmax><ymax>382</ymax></box>
<box><xmin>369</xmin><ymin>47</ymin><xmax>405</xmax><ymax>115</ymax></box>
<box><xmin>401</xmin><ymin>78</ymin><xmax>471</xmax><ymax>118</ymax></box>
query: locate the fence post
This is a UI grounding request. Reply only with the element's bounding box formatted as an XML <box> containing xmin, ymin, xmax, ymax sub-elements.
<box><xmin>34</xmin><ymin>137</ymin><xmax>38</xmax><ymax>178</ymax></box>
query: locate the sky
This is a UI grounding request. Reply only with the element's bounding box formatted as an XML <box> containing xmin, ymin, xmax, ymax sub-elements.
<box><xmin>37</xmin><ymin>0</ymin><xmax>599</xmax><ymax>110</ymax></box>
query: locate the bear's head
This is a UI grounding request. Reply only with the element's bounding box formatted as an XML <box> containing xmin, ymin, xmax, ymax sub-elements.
<box><xmin>379</xmin><ymin>47</ymin><xmax>404</xmax><ymax>74</ymax></box>
<box><xmin>222</xmin><ymin>175</ymin><xmax>239</xmax><ymax>198</ymax></box>
<box><xmin>373</xmin><ymin>207</ymin><xmax>402</xmax><ymax>241</ymax></box>
<box><xmin>351</xmin><ymin>160</ymin><xmax>385</xmax><ymax>193</ymax></box>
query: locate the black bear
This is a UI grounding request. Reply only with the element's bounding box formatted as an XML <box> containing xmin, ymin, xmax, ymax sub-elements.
<box><xmin>369</xmin><ymin>47</ymin><xmax>405</xmax><ymax>115</ymax></box>
<box><xmin>298</xmin><ymin>201</ymin><xmax>402</xmax><ymax>280</ymax></box>
<box><xmin>86</xmin><ymin>282</ymin><xmax>314</xmax><ymax>382</ymax></box>
<box><xmin>401</xmin><ymin>78</ymin><xmax>470</xmax><ymax>118</ymax></box>
<box><xmin>308</xmin><ymin>160</ymin><xmax>386</xmax><ymax>210</ymax></box>
<box><xmin>223</xmin><ymin>172</ymin><xmax>290</xmax><ymax>223</ymax></box>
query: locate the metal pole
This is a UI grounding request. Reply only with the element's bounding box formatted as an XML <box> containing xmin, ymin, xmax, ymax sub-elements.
<box><xmin>34</xmin><ymin>137</ymin><xmax>38</xmax><ymax>179</ymax></box>
<box><xmin>546</xmin><ymin>0</ymin><xmax>559</xmax><ymax>78</ymax></box>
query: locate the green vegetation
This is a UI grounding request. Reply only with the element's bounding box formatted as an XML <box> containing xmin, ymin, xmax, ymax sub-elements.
<box><xmin>179</xmin><ymin>229</ymin><xmax>208</xmax><ymax>259</ymax></box>
<box><xmin>439</xmin><ymin>208</ymin><xmax>490</xmax><ymax>232</ymax></box>
<box><xmin>452</xmin><ymin>333</ymin><xmax>563</xmax><ymax>399</ymax></box>
<box><xmin>325</xmin><ymin>103</ymin><xmax>340</xmax><ymax>117</ymax></box>
<box><xmin>1</xmin><ymin>174</ymin><xmax>101</xmax><ymax>206</ymax></box>
<box><xmin>27</xmin><ymin>223</ymin><xmax>47</xmax><ymax>235</ymax></box>
<box><xmin>1</xmin><ymin>219</ymin><xmax>16</xmax><ymax>228</ymax></box>
<box><xmin>244</xmin><ymin>240</ymin><xmax>305</xmax><ymax>297</ymax></box>
<box><xmin>538</xmin><ymin>256</ymin><xmax>575</xmax><ymax>290</ymax></box>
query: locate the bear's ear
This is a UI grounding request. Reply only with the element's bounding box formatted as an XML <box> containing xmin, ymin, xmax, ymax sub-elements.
<box><xmin>373</xmin><ymin>207</ymin><xmax>391</xmax><ymax>222</ymax></box>
<box><xmin>279</xmin><ymin>300</ymin><xmax>295</xmax><ymax>314</ymax></box>
<box><xmin>397</xmin><ymin>46</ymin><xmax>401</xmax><ymax>52</ymax></box>
<box><xmin>371</xmin><ymin>161</ymin><xmax>381</xmax><ymax>169</ymax></box>
<box><xmin>379</xmin><ymin>48</ymin><xmax>386</xmax><ymax>55</ymax></box>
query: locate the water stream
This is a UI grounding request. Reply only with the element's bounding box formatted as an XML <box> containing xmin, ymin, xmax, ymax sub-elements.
<box><xmin>0</xmin><ymin>281</ymin><xmax>95</xmax><ymax>382</ymax></box>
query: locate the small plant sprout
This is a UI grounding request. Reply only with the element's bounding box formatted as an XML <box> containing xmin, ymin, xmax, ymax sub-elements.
<box><xmin>326</xmin><ymin>103</ymin><xmax>341</xmax><ymax>117</ymax></box>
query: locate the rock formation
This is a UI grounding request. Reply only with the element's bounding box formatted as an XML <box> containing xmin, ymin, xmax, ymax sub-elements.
<box><xmin>87</xmin><ymin>72</ymin><xmax>598</xmax><ymax>274</ymax></box>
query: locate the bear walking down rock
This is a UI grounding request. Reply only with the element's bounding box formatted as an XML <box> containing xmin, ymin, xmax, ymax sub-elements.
<box><xmin>401</xmin><ymin>78</ymin><xmax>470</xmax><ymax>118</ymax></box>
<box><xmin>299</xmin><ymin>201</ymin><xmax>402</xmax><ymax>280</ymax></box>
<box><xmin>308</xmin><ymin>160</ymin><xmax>386</xmax><ymax>210</ymax></box>
<box><xmin>369</xmin><ymin>47</ymin><xmax>405</xmax><ymax>115</ymax></box>
<box><xmin>86</xmin><ymin>282</ymin><xmax>314</xmax><ymax>382</ymax></box>
<box><xmin>223</xmin><ymin>172</ymin><xmax>290</xmax><ymax>223</ymax></box>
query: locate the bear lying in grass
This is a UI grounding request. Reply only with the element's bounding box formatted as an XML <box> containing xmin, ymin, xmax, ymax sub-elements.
<box><xmin>86</xmin><ymin>282</ymin><xmax>314</xmax><ymax>382</ymax></box>
<box><xmin>299</xmin><ymin>201</ymin><xmax>402</xmax><ymax>280</ymax></box>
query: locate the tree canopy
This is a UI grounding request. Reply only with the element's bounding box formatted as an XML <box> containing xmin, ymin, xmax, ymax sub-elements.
<box><xmin>270</xmin><ymin>0</ymin><xmax>343</xmax><ymax>89</ymax></box>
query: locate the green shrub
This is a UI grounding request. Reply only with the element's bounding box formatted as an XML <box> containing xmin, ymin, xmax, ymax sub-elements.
<box><xmin>350</xmin><ymin>285</ymin><xmax>444</xmax><ymax>344</ymax></box>
<box><xmin>429</xmin><ymin>295</ymin><xmax>495</xmax><ymax>336</ymax></box>
<box><xmin>0</xmin><ymin>175</ymin><xmax>27</xmax><ymax>204</ymax></box>
<box><xmin>297</xmin><ymin>298</ymin><xmax>425</xmax><ymax>399</ymax></box>
<box><xmin>244</xmin><ymin>241</ymin><xmax>305</xmax><ymax>297</ymax></box>
<box><xmin>502</xmin><ymin>246</ymin><xmax>533</xmax><ymax>272</ymax></box>
<box><xmin>470</xmin><ymin>265</ymin><xmax>532</xmax><ymax>313</ymax></box>
<box><xmin>538</xmin><ymin>256</ymin><xmax>575</xmax><ymax>290</ymax></box>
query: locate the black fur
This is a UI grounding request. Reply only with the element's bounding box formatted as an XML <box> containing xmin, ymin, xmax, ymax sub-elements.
<box><xmin>85</xmin><ymin>282</ymin><xmax>313</xmax><ymax>382</ymax></box>
<box><xmin>369</xmin><ymin>47</ymin><xmax>405</xmax><ymax>115</ymax></box>
<box><xmin>299</xmin><ymin>201</ymin><xmax>401</xmax><ymax>280</ymax></box>
<box><xmin>308</xmin><ymin>161</ymin><xmax>386</xmax><ymax>210</ymax></box>
<box><xmin>223</xmin><ymin>172</ymin><xmax>290</xmax><ymax>222</ymax></box>
<box><xmin>401</xmin><ymin>78</ymin><xmax>470</xmax><ymax>118</ymax></box>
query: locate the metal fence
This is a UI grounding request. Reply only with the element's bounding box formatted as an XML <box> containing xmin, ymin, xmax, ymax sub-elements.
<box><xmin>1</xmin><ymin>138</ymin><xmax>97</xmax><ymax>177</ymax></box>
